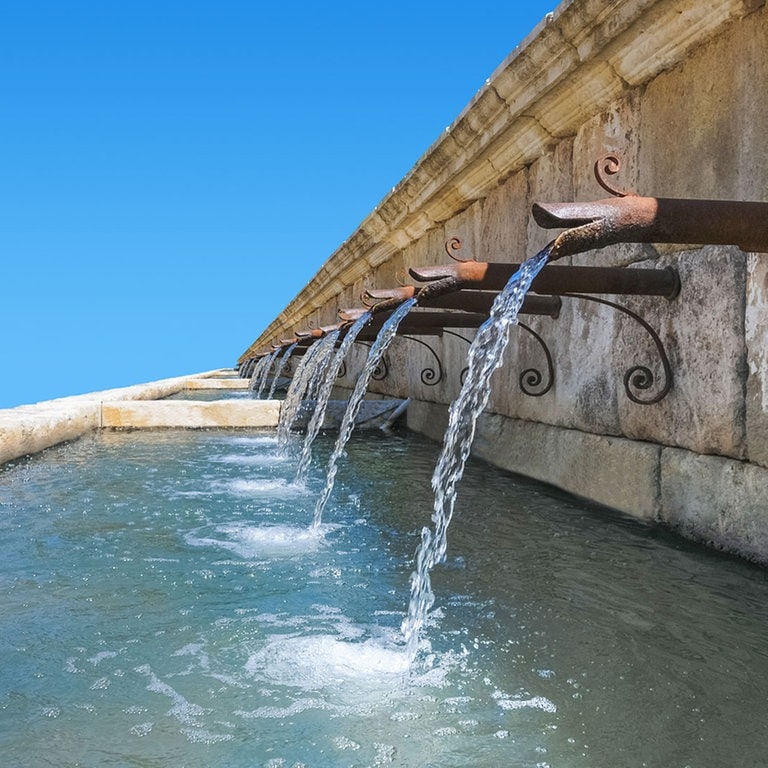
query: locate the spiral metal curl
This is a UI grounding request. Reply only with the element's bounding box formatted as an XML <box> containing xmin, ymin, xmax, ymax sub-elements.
<box><xmin>593</xmin><ymin>153</ymin><xmax>635</xmax><ymax>198</ymax></box>
<box><xmin>566</xmin><ymin>294</ymin><xmax>673</xmax><ymax>404</ymax></box>
<box><xmin>517</xmin><ymin>323</ymin><xmax>555</xmax><ymax>397</ymax></box>
<box><xmin>445</xmin><ymin>237</ymin><xmax>475</xmax><ymax>263</ymax></box>
<box><xmin>400</xmin><ymin>335</ymin><xmax>444</xmax><ymax>386</ymax></box>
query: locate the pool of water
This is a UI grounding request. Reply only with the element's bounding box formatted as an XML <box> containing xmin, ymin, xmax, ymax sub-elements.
<box><xmin>1</xmin><ymin>429</ymin><xmax>767</xmax><ymax>767</ymax></box>
<box><xmin>164</xmin><ymin>389</ymin><xmax>267</xmax><ymax>401</ymax></box>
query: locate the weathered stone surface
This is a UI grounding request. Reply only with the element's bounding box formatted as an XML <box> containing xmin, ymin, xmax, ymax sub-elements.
<box><xmin>660</xmin><ymin>447</ymin><xmax>768</xmax><ymax>564</ymax></box>
<box><xmin>0</xmin><ymin>405</ymin><xmax>100</xmax><ymax>466</ymax></box>
<box><xmin>0</xmin><ymin>371</ymin><xmax>227</xmax><ymax>465</ymax></box>
<box><xmin>185</xmin><ymin>378</ymin><xmax>249</xmax><ymax>390</ymax></box>
<box><xmin>746</xmin><ymin>253</ymin><xmax>768</xmax><ymax>467</ymax></box>
<box><xmin>472</xmin><ymin>411</ymin><xmax>660</xmax><ymax>519</ymax></box>
<box><xmin>480</xmin><ymin>170</ymin><xmax>529</xmax><ymax>265</ymax></box>
<box><xmin>639</xmin><ymin>2</ymin><xmax>768</xmax><ymax>200</ymax></box>
<box><xmin>408</xmin><ymin>401</ymin><xmax>660</xmax><ymax>520</ymax></box>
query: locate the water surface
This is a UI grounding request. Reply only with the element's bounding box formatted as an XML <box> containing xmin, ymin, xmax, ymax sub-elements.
<box><xmin>1</xmin><ymin>430</ymin><xmax>767</xmax><ymax>767</ymax></box>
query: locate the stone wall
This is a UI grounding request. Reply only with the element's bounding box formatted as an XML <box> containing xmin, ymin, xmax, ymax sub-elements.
<box><xmin>242</xmin><ymin>0</ymin><xmax>768</xmax><ymax>562</ymax></box>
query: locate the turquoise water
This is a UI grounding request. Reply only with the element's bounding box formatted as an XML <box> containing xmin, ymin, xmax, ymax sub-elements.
<box><xmin>164</xmin><ymin>389</ymin><xmax>264</xmax><ymax>400</ymax></box>
<box><xmin>1</xmin><ymin>429</ymin><xmax>768</xmax><ymax>767</ymax></box>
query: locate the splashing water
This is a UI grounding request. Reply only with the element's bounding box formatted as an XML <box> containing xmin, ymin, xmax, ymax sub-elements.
<box><xmin>295</xmin><ymin>312</ymin><xmax>372</xmax><ymax>483</ymax></box>
<box><xmin>267</xmin><ymin>342</ymin><xmax>297</xmax><ymax>400</ymax></box>
<box><xmin>277</xmin><ymin>335</ymin><xmax>337</xmax><ymax>449</ymax></box>
<box><xmin>255</xmin><ymin>348</ymin><xmax>281</xmax><ymax>398</ymax></box>
<box><xmin>248</xmin><ymin>355</ymin><xmax>270</xmax><ymax>392</ymax></box>
<box><xmin>312</xmin><ymin>299</ymin><xmax>416</xmax><ymax>528</ymax></box>
<box><xmin>306</xmin><ymin>330</ymin><xmax>341</xmax><ymax>403</ymax></box>
<box><xmin>401</xmin><ymin>245</ymin><xmax>551</xmax><ymax>659</ymax></box>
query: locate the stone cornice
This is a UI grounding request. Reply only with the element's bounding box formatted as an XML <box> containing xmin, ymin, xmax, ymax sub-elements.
<box><xmin>240</xmin><ymin>0</ymin><xmax>758</xmax><ymax>361</ymax></box>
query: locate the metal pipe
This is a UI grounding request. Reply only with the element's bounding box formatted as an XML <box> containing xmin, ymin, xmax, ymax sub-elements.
<box><xmin>409</xmin><ymin>261</ymin><xmax>680</xmax><ymax>299</ymax></box>
<box><xmin>532</xmin><ymin>196</ymin><xmax>768</xmax><ymax>261</ymax></box>
<box><xmin>364</xmin><ymin>288</ymin><xmax>561</xmax><ymax>317</ymax></box>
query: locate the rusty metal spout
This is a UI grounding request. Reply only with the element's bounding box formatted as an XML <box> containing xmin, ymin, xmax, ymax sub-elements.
<box><xmin>532</xmin><ymin>196</ymin><xmax>768</xmax><ymax>261</ymax></box>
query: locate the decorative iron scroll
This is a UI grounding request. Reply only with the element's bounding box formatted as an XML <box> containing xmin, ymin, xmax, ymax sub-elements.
<box><xmin>400</xmin><ymin>335</ymin><xmax>444</xmax><ymax>386</ymax></box>
<box><xmin>517</xmin><ymin>323</ymin><xmax>555</xmax><ymax>397</ymax></box>
<box><xmin>443</xmin><ymin>327</ymin><xmax>553</xmax><ymax>395</ymax></box>
<box><xmin>594</xmin><ymin>153</ymin><xmax>635</xmax><ymax>198</ymax></box>
<box><xmin>565</xmin><ymin>294</ymin><xmax>673</xmax><ymax>404</ymax></box>
<box><xmin>355</xmin><ymin>341</ymin><xmax>388</xmax><ymax>381</ymax></box>
<box><xmin>442</xmin><ymin>330</ymin><xmax>471</xmax><ymax>385</ymax></box>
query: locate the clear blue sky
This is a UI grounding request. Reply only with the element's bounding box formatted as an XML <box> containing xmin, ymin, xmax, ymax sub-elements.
<box><xmin>1</xmin><ymin>1</ymin><xmax>555</xmax><ymax>409</ymax></box>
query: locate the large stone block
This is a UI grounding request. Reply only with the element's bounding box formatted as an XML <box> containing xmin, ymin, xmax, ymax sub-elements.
<box><xmin>0</xmin><ymin>404</ymin><xmax>101</xmax><ymax>466</ymax></box>
<box><xmin>746</xmin><ymin>253</ymin><xmax>768</xmax><ymax>467</ymax></box>
<box><xmin>639</xmin><ymin>3</ymin><xmax>768</xmax><ymax>200</ymax></box>
<box><xmin>472</xmin><ymin>412</ymin><xmax>660</xmax><ymax>519</ymax></box>
<box><xmin>100</xmin><ymin>400</ymin><xmax>281</xmax><ymax>429</ymax></box>
<box><xmin>407</xmin><ymin>402</ymin><xmax>660</xmax><ymax>521</ymax></box>
<box><xmin>660</xmin><ymin>447</ymin><xmax>768</xmax><ymax>564</ymax></box>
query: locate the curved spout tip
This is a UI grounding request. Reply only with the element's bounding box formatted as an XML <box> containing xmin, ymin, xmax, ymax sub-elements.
<box><xmin>532</xmin><ymin>201</ymin><xmax>600</xmax><ymax>229</ymax></box>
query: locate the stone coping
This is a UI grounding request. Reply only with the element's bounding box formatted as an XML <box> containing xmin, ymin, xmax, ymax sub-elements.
<box><xmin>0</xmin><ymin>369</ymin><xmax>246</xmax><ymax>465</ymax></box>
<box><xmin>101</xmin><ymin>400</ymin><xmax>280</xmax><ymax>429</ymax></box>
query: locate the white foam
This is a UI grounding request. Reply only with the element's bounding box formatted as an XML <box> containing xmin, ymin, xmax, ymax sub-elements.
<box><xmin>216</xmin><ymin>478</ymin><xmax>309</xmax><ymax>497</ymax></box>
<box><xmin>246</xmin><ymin>635</ymin><xmax>410</xmax><ymax>691</ymax></box>
<box><xmin>186</xmin><ymin>523</ymin><xmax>333</xmax><ymax>558</ymax></box>
<box><xmin>212</xmin><ymin>453</ymin><xmax>288</xmax><ymax>466</ymax></box>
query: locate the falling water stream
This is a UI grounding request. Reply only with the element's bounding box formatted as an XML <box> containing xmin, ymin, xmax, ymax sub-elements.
<box><xmin>403</xmin><ymin>245</ymin><xmax>551</xmax><ymax>658</ymax></box>
<box><xmin>312</xmin><ymin>299</ymin><xmax>416</xmax><ymax>528</ymax></box>
<box><xmin>295</xmin><ymin>311</ymin><xmax>372</xmax><ymax>483</ymax></box>
<box><xmin>255</xmin><ymin>349</ymin><xmax>280</xmax><ymax>398</ymax></box>
<box><xmin>276</xmin><ymin>334</ymin><xmax>336</xmax><ymax>449</ymax></box>
<box><xmin>267</xmin><ymin>342</ymin><xmax>297</xmax><ymax>400</ymax></box>
<box><xmin>247</xmin><ymin>355</ymin><xmax>270</xmax><ymax>392</ymax></box>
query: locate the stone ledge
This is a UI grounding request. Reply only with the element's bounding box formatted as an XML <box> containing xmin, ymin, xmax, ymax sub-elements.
<box><xmin>101</xmin><ymin>400</ymin><xmax>281</xmax><ymax>429</ymax></box>
<box><xmin>407</xmin><ymin>400</ymin><xmax>660</xmax><ymax>518</ymax></box>
<box><xmin>0</xmin><ymin>370</ymin><xmax>238</xmax><ymax>464</ymax></box>
<box><xmin>0</xmin><ymin>404</ymin><xmax>101</xmax><ymax>466</ymax></box>
<box><xmin>660</xmin><ymin>447</ymin><xmax>768</xmax><ymax>565</ymax></box>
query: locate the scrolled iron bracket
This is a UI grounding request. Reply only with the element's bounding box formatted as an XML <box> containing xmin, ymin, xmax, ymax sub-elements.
<box><xmin>443</xmin><ymin>326</ymin><xmax>554</xmax><ymax>396</ymax></box>
<box><xmin>399</xmin><ymin>335</ymin><xmax>444</xmax><ymax>386</ymax></box>
<box><xmin>564</xmin><ymin>294</ymin><xmax>673</xmax><ymax>404</ymax></box>
<box><xmin>593</xmin><ymin>153</ymin><xmax>636</xmax><ymax>198</ymax></box>
<box><xmin>445</xmin><ymin>237</ymin><xmax>476</xmax><ymax>263</ymax></box>
<box><xmin>517</xmin><ymin>323</ymin><xmax>555</xmax><ymax>397</ymax></box>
